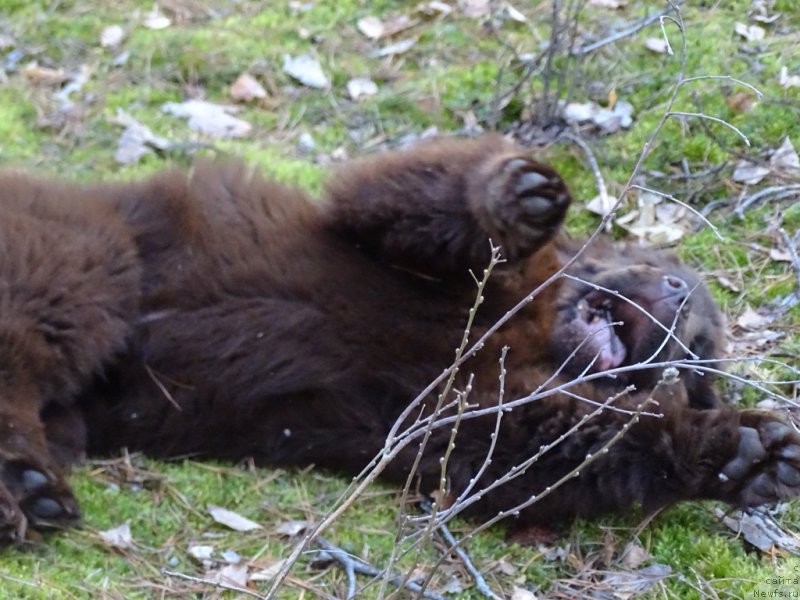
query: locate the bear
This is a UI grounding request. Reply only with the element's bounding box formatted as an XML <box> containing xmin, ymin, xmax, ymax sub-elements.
<box><xmin>0</xmin><ymin>133</ymin><xmax>799</xmax><ymax>544</ymax></box>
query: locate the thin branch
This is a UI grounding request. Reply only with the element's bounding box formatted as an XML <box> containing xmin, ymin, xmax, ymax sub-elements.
<box><xmin>314</xmin><ymin>538</ymin><xmax>447</xmax><ymax>600</ymax></box>
<box><xmin>161</xmin><ymin>568</ymin><xmax>266</xmax><ymax>600</ymax></box>
<box><xmin>668</xmin><ymin>112</ymin><xmax>751</xmax><ymax>146</ymax></box>
<box><xmin>419</xmin><ymin>501</ymin><xmax>502</xmax><ymax>600</ymax></box>
<box><xmin>572</xmin><ymin>2</ymin><xmax>683</xmax><ymax>55</ymax></box>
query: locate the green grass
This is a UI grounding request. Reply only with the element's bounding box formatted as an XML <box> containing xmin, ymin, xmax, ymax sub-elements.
<box><xmin>1</xmin><ymin>0</ymin><xmax>799</xmax><ymax>598</ymax></box>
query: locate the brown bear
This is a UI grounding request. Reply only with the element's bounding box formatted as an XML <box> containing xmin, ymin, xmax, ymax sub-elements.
<box><xmin>0</xmin><ymin>134</ymin><xmax>798</xmax><ymax>544</ymax></box>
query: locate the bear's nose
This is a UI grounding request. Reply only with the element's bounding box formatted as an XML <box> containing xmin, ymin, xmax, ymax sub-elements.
<box><xmin>662</xmin><ymin>274</ymin><xmax>688</xmax><ymax>298</ymax></box>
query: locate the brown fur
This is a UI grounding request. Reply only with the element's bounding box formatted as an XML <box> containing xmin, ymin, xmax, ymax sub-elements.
<box><xmin>1</xmin><ymin>134</ymin><xmax>799</xmax><ymax>543</ymax></box>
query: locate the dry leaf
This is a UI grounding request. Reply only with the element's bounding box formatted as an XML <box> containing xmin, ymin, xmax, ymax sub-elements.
<box><xmin>779</xmin><ymin>66</ymin><xmax>800</xmax><ymax>89</ymax></box>
<box><xmin>207</xmin><ymin>504</ymin><xmax>263</xmax><ymax>531</ymax></box>
<box><xmin>732</xmin><ymin>160</ymin><xmax>770</xmax><ymax>185</ymax></box>
<box><xmin>585</xmin><ymin>194</ymin><xmax>618</xmax><ymax>217</ymax></box>
<box><xmin>418</xmin><ymin>1</ymin><xmax>453</xmax><ymax>16</ymax></box>
<box><xmin>282</xmin><ymin>54</ymin><xmax>330</xmax><ymax>89</ymax></box>
<box><xmin>371</xmin><ymin>38</ymin><xmax>417</xmax><ymax>58</ymax></box>
<box><xmin>770</xmin><ymin>248</ymin><xmax>793</xmax><ymax>262</ymax></box>
<box><xmin>735</xmin><ymin>306</ymin><xmax>771</xmax><ymax>331</ymax></box>
<box><xmin>602</xmin><ymin>564</ymin><xmax>671</xmax><ymax>597</ymax></box>
<box><xmin>347</xmin><ymin>77</ymin><xmax>378</xmax><ymax>100</ymax></box>
<box><xmin>716</xmin><ymin>508</ymin><xmax>800</xmax><ymax>554</ymax></box>
<box><xmin>22</xmin><ymin>63</ymin><xmax>67</xmax><ymax>86</ymax></box>
<box><xmin>99</xmin><ymin>521</ymin><xmax>133</xmax><ymax>549</ymax></box>
<box><xmin>770</xmin><ymin>137</ymin><xmax>800</xmax><ymax>173</ymax></box>
<box><xmin>562</xmin><ymin>100</ymin><xmax>634</xmax><ymax>133</ymax></box>
<box><xmin>734</xmin><ymin>22</ymin><xmax>766</xmax><ymax>42</ymax></box>
<box><xmin>643</xmin><ymin>37</ymin><xmax>669</xmax><ymax>53</ymax></box>
<box><xmin>206</xmin><ymin>563</ymin><xmax>249</xmax><ymax>588</ymax></box>
<box><xmin>462</xmin><ymin>0</ymin><xmax>490</xmax><ymax>18</ymax></box>
<box><xmin>274</xmin><ymin>519</ymin><xmax>311</xmax><ymax>537</ymax></box>
<box><xmin>111</xmin><ymin>109</ymin><xmax>171</xmax><ymax>165</ymax></box>
<box><xmin>505</xmin><ymin>3</ymin><xmax>527</xmax><ymax>22</ymax></box>
<box><xmin>357</xmin><ymin>16</ymin><xmax>384</xmax><ymax>39</ymax></box>
<box><xmin>716</xmin><ymin>275</ymin><xmax>741</xmax><ymax>293</ymax></box>
<box><xmin>589</xmin><ymin>0</ymin><xmax>625</xmax><ymax>7</ymax></box>
<box><xmin>381</xmin><ymin>14</ymin><xmax>416</xmax><ymax>37</ymax></box>
<box><xmin>162</xmin><ymin>100</ymin><xmax>252</xmax><ymax>138</ymax></box>
<box><xmin>230</xmin><ymin>73</ymin><xmax>267</xmax><ymax>102</ymax></box>
<box><xmin>188</xmin><ymin>544</ymin><xmax>214</xmax><ymax>560</ymax></box>
<box><xmin>144</xmin><ymin>4</ymin><xmax>171</xmax><ymax>30</ymax></box>
<box><xmin>620</xmin><ymin>540</ymin><xmax>650</xmax><ymax>569</ymax></box>
<box><xmin>726</xmin><ymin>91</ymin><xmax>757</xmax><ymax>113</ymax></box>
<box><xmin>511</xmin><ymin>587</ymin><xmax>538</xmax><ymax>600</ymax></box>
<box><xmin>250</xmin><ymin>559</ymin><xmax>287</xmax><ymax>581</ymax></box>
<box><xmin>100</xmin><ymin>25</ymin><xmax>125</xmax><ymax>48</ymax></box>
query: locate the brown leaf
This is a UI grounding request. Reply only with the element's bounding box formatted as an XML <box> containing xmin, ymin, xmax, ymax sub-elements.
<box><xmin>22</xmin><ymin>63</ymin><xmax>67</xmax><ymax>86</ymax></box>
<box><xmin>230</xmin><ymin>73</ymin><xmax>267</xmax><ymax>102</ymax></box>
<box><xmin>726</xmin><ymin>92</ymin><xmax>757</xmax><ymax>114</ymax></box>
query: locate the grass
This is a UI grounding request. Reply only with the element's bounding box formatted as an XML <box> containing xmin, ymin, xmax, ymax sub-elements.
<box><xmin>0</xmin><ymin>0</ymin><xmax>799</xmax><ymax>598</ymax></box>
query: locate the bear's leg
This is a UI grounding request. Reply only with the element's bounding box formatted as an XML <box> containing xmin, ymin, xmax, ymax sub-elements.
<box><xmin>420</xmin><ymin>399</ymin><xmax>800</xmax><ymax>526</ymax></box>
<box><xmin>0</xmin><ymin>178</ymin><xmax>142</xmax><ymax>541</ymax></box>
<box><xmin>325</xmin><ymin>135</ymin><xmax>571</xmax><ymax>278</ymax></box>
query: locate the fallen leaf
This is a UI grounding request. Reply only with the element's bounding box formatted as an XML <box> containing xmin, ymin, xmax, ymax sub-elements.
<box><xmin>643</xmin><ymin>37</ymin><xmax>669</xmax><ymax>53</ymax></box>
<box><xmin>371</xmin><ymin>38</ymin><xmax>417</xmax><ymax>58</ymax></box>
<box><xmin>735</xmin><ymin>306</ymin><xmax>771</xmax><ymax>331</ymax></box>
<box><xmin>282</xmin><ymin>53</ymin><xmax>330</xmax><ymax>89</ymax></box>
<box><xmin>230</xmin><ymin>73</ymin><xmax>267</xmax><ymax>102</ymax></box>
<box><xmin>111</xmin><ymin>109</ymin><xmax>171</xmax><ymax>165</ymax></box>
<box><xmin>770</xmin><ymin>248</ymin><xmax>793</xmax><ymax>262</ymax></box>
<box><xmin>734</xmin><ymin>22</ymin><xmax>765</xmax><ymax>42</ymax></box>
<box><xmin>511</xmin><ymin>586</ymin><xmax>537</xmax><ymax>600</ymax></box>
<box><xmin>602</xmin><ymin>564</ymin><xmax>671</xmax><ymax>597</ymax></box>
<box><xmin>144</xmin><ymin>4</ymin><xmax>171</xmax><ymax>30</ymax></box>
<box><xmin>162</xmin><ymin>100</ymin><xmax>252</xmax><ymax>138</ymax></box>
<box><xmin>347</xmin><ymin>77</ymin><xmax>378</xmax><ymax>100</ymax></box>
<box><xmin>463</xmin><ymin>0</ymin><xmax>490</xmax><ymax>18</ymax></box>
<box><xmin>716</xmin><ymin>508</ymin><xmax>800</xmax><ymax>554</ymax></box>
<box><xmin>438</xmin><ymin>576</ymin><xmax>465</xmax><ymax>594</ymax></box>
<box><xmin>779</xmin><ymin>66</ymin><xmax>800</xmax><ymax>89</ymax></box>
<box><xmin>505</xmin><ymin>3</ymin><xmax>527</xmax><ymax>22</ymax></box>
<box><xmin>99</xmin><ymin>521</ymin><xmax>133</xmax><ymax>550</ymax></box>
<box><xmin>589</xmin><ymin>0</ymin><xmax>625</xmax><ymax>7</ymax></box>
<box><xmin>620</xmin><ymin>540</ymin><xmax>650</xmax><ymax>569</ymax></box>
<box><xmin>562</xmin><ymin>100</ymin><xmax>634</xmax><ymax>133</ymax></box>
<box><xmin>357</xmin><ymin>16</ymin><xmax>384</xmax><ymax>39</ymax></box>
<box><xmin>221</xmin><ymin>549</ymin><xmax>242</xmax><ymax>564</ymax></box>
<box><xmin>716</xmin><ymin>275</ymin><xmax>741</xmax><ymax>293</ymax></box>
<box><xmin>726</xmin><ymin>91</ymin><xmax>756</xmax><ymax>113</ymax></box>
<box><xmin>585</xmin><ymin>194</ymin><xmax>618</xmax><ymax>217</ymax></box>
<box><xmin>732</xmin><ymin>160</ymin><xmax>770</xmax><ymax>185</ymax></box>
<box><xmin>250</xmin><ymin>559</ymin><xmax>287</xmax><ymax>581</ymax></box>
<box><xmin>22</xmin><ymin>63</ymin><xmax>67</xmax><ymax>86</ymax></box>
<box><xmin>206</xmin><ymin>563</ymin><xmax>249</xmax><ymax>588</ymax></box>
<box><xmin>100</xmin><ymin>25</ymin><xmax>125</xmax><ymax>48</ymax></box>
<box><xmin>418</xmin><ymin>1</ymin><xmax>453</xmax><ymax>17</ymax></box>
<box><xmin>207</xmin><ymin>504</ymin><xmax>263</xmax><ymax>531</ymax></box>
<box><xmin>770</xmin><ymin>137</ymin><xmax>800</xmax><ymax>173</ymax></box>
<box><xmin>381</xmin><ymin>14</ymin><xmax>416</xmax><ymax>37</ymax></box>
<box><xmin>274</xmin><ymin>519</ymin><xmax>311</xmax><ymax>537</ymax></box>
<box><xmin>188</xmin><ymin>544</ymin><xmax>215</xmax><ymax>560</ymax></box>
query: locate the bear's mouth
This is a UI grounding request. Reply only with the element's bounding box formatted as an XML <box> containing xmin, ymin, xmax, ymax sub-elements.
<box><xmin>574</xmin><ymin>297</ymin><xmax>627</xmax><ymax>371</ymax></box>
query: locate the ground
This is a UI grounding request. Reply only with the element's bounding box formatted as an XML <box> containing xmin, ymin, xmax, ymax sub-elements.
<box><xmin>1</xmin><ymin>0</ymin><xmax>799</xmax><ymax>598</ymax></box>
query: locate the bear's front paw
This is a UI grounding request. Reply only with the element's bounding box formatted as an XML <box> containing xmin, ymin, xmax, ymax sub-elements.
<box><xmin>719</xmin><ymin>410</ymin><xmax>800</xmax><ymax>506</ymax></box>
<box><xmin>484</xmin><ymin>157</ymin><xmax>571</xmax><ymax>258</ymax></box>
<box><xmin>0</xmin><ymin>437</ymin><xmax>80</xmax><ymax>543</ymax></box>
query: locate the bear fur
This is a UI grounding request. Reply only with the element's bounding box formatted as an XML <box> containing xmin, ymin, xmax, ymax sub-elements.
<box><xmin>1</xmin><ymin>134</ymin><xmax>799</xmax><ymax>543</ymax></box>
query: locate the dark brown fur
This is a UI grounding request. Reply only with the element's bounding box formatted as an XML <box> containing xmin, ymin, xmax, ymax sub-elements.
<box><xmin>1</xmin><ymin>134</ymin><xmax>799</xmax><ymax>543</ymax></box>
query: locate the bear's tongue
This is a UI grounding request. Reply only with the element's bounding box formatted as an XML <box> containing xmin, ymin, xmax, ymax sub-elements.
<box><xmin>578</xmin><ymin>302</ymin><xmax>627</xmax><ymax>371</ymax></box>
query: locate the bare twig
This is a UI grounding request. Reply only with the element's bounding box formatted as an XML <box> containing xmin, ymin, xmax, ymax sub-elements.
<box><xmin>419</xmin><ymin>500</ymin><xmax>502</xmax><ymax>600</ymax></box>
<box><xmin>572</xmin><ymin>2</ymin><xmax>683</xmax><ymax>56</ymax></box>
<box><xmin>314</xmin><ymin>538</ymin><xmax>447</xmax><ymax>600</ymax></box>
<box><xmin>779</xmin><ymin>227</ymin><xmax>800</xmax><ymax>300</ymax></box>
<box><xmin>161</xmin><ymin>568</ymin><xmax>266</xmax><ymax>600</ymax></box>
<box><xmin>735</xmin><ymin>185</ymin><xmax>800</xmax><ymax>219</ymax></box>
